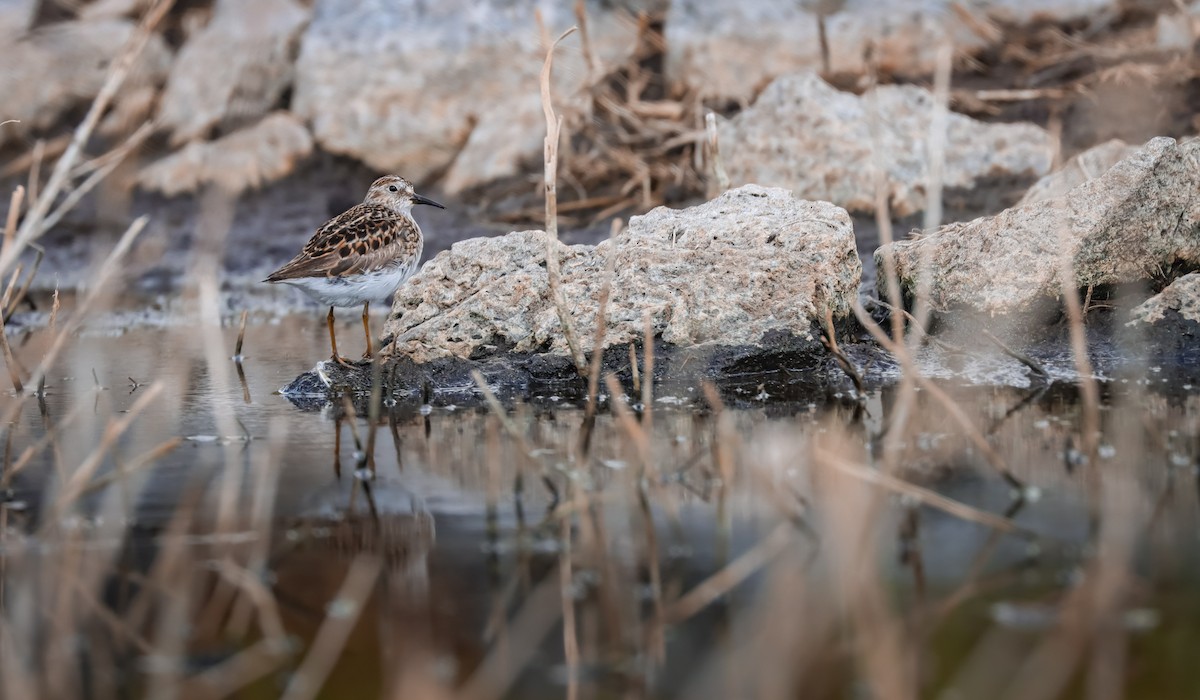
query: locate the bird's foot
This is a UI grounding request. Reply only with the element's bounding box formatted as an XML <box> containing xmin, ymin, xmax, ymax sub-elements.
<box><xmin>331</xmin><ymin>354</ymin><xmax>355</xmax><ymax>368</ymax></box>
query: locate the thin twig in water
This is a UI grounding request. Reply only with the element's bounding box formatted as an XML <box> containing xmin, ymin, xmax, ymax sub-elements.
<box><xmin>540</xmin><ymin>25</ymin><xmax>587</xmax><ymax>376</ymax></box>
<box><xmin>822</xmin><ymin>306</ymin><xmax>864</xmax><ymax>396</ymax></box>
<box><xmin>980</xmin><ymin>328</ymin><xmax>1049</xmax><ymax>379</ymax></box>
<box><xmin>664</xmin><ymin>523</ymin><xmax>793</xmax><ymax>624</ymax></box>
<box><xmin>815</xmin><ymin>448</ymin><xmax>1037</xmax><ymax>537</ymax></box>
<box><xmin>234</xmin><ymin>310</ymin><xmax>248</xmax><ymax>360</ymax></box>
<box><xmin>853</xmin><ymin>301</ymin><xmax>1026</xmax><ymax>491</ymax></box>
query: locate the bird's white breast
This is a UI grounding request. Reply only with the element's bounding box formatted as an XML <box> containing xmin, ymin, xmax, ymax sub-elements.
<box><xmin>281</xmin><ymin>259</ymin><xmax>419</xmax><ymax>308</ymax></box>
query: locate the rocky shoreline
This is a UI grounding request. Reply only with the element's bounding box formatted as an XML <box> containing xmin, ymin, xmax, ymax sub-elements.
<box><xmin>281</xmin><ymin>135</ymin><xmax>1199</xmax><ymax>406</ymax></box>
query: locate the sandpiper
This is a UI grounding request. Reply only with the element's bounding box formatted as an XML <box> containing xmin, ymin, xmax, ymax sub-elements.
<box><xmin>266</xmin><ymin>175</ymin><xmax>444</xmax><ymax>365</ymax></box>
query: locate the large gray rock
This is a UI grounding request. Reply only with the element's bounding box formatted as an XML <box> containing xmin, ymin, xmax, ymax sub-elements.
<box><xmin>0</xmin><ymin>19</ymin><xmax>171</xmax><ymax>147</ymax></box>
<box><xmin>137</xmin><ymin>112</ymin><xmax>313</xmax><ymax>195</ymax></box>
<box><xmin>293</xmin><ymin>0</ymin><xmax>649</xmax><ymax>192</ymax></box>
<box><xmin>382</xmin><ymin>185</ymin><xmax>860</xmax><ymax>363</ymax></box>
<box><xmin>155</xmin><ymin>0</ymin><xmax>310</xmax><ymax>146</ymax></box>
<box><xmin>1017</xmin><ymin>139</ymin><xmax>1137</xmax><ymax>205</ymax></box>
<box><xmin>876</xmin><ymin>137</ymin><xmax>1200</xmax><ymax>316</ymax></box>
<box><xmin>0</xmin><ymin>0</ymin><xmax>32</xmax><ymax>38</ymax></box>
<box><xmin>667</xmin><ymin>0</ymin><xmax>1117</xmax><ymax>102</ymax></box>
<box><xmin>718</xmin><ymin>73</ymin><xmax>1054</xmax><ymax>217</ymax></box>
<box><xmin>1129</xmin><ymin>273</ymin><xmax>1200</xmax><ymax>326</ymax></box>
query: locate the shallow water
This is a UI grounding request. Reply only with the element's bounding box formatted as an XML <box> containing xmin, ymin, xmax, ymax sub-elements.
<box><xmin>3</xmin><ymin>314</ymin><xmax>1200</xmax><ymax>699</ymax></box>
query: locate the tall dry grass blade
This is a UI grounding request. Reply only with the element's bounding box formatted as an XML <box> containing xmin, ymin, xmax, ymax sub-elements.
<box><xmin>1</xmin><ymin>0</ymin><xmax>174</xmax><ymax>277</ymax></box>
<box><xmin>281</xmin><ymin>556</ymin><xmax>381</xmax><ymax>700</ymax></box>
<box><xmin>540</xmin><ymin>25</ymin><xmax>587</xmax><ymax>376</ymax></box>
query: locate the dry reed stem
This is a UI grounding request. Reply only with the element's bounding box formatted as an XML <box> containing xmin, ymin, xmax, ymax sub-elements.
<box><xmin>852</xmin><ymin>301</ymin><xmax>1024</xmax><ymax>489</ymax></box>
<box><xmin>460</xmin><ymin>566</ymin><xmax>565</xmax><ymax>700</ymax></box>
<box><xmin>582</xmin><ymin>219</ymin><xmax>623</xmax><ymax>426</ymax></box>
<box><xmin>704</xmin><ymin>112</ymin><xmax>730</xmax><ymax>198</ymax></box>
<box><xmin>226</xmin><ymin>419</ymin><xmax>287</xmax><ymax>638</ymax></box>
<box><xmin>23</xmin><ymin>216</ymin><xmax>149</xmax><ymax>393</ymax></box>
<box><xmin>628</xmin><ymin>343</ymin><xmax>640</xmax><ymax>393</ymax></box>
<box><xmin>980</xmin><ymin>327</ymin><xmax>1049</xmax><ymax>378</ymax></box>
<box><xmin>39</xmin><ymin>121</ymin><xmax>155</xmax><ymax>234</ymax></box>
<box><xmin>234</xmin><ymin>310</ymin><xmax>248</xmax><ymax>358</ymax></box>
<box><xmin>470</xmin><ymin>370</ymin><xmax>540</xmax><ymax>463</ymax></box>
<box><xmin>821</xmin><ymin>306</ymin><xmax>864</xmax><ymax>395</ymax></box>
<box><xmin>1059</xmin><ymin>251</ymin><xmax>1101</xmax><ymax>470</ymax></box>
<box><xmin>0</xmin><ymin>313</ymin><xmax>23</xmax><ymax>393</ymax></box>
<box><xmin>1</xmin><ymin>186</ymin><xmax>22</xmax><ymax>259</ymax></box>
<box><xmin>180</xmin><ymin>638</ymin><xmax>294</xmax><ymax>700</ymax></box>
<box><xmin>26</xmin><ymin>140</ymin><xmax>43</xmax><ymax>209</ymax></box>
<box><xmin>3</xmin><ymin>247</ymin><xmax>43</xmax><ymax>321</ymax></box>
<box><xmin>0</xmin><ymin>0</ymin><xmax>174</xmax><ymax>278</ymax></box>
<box><xmin>910</xmin><ymin>40</ymin><xmax>953</xmax><ymax>341</ymax></box>
<box><xmin>813</xmin><ymin>434</ymin><xmax>917</xmax><ymax>700</ymax></box>
<box><xmin>540</xmin><ymin>25</ymin><xmax>587</xmax><ymax>376</ymax></box>
<box><xmin>663</xmin><ymin>522</ymin><xmax>793</xmax><ymax>624</ymax></box>
<box><xmin>640</xmin><ymin>309</ymin><xmax>653</xmax><ymax>428</ymax></box>
<box><xmin>54</xmin><ymin>382</ymin><xmax>164</xmax><ymax>509</ymax></box>
<box><xmin>814</xmin><ymin>449</ymin><xmax>1036</xmax><ymax>536</ymax></box>
<box><xmin>603</xmin><ymin>374</ymin><xmax>652</xmax><ymax>474</ymax></box>
<box><xmin>77</xmin><ymin>436</ymin><xmax>180</xmax><ymax>496</ymax></box>
<box><xmin>281</xmin><ymin>556</ymin><xmax>381</xmax><ymax>700</ymax></box>
<box><xmin>573</xmin><ymin>0</ymin><xmax>597</xmax><ymax>79</ymax></box>
<box><xmin>560</xmin><ymin>501</ymin><xmax>580</xmax><ymax>700</ymax></box>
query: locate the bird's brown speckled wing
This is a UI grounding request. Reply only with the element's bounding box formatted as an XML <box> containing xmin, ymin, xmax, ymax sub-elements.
<box><xmin>265</xmin><ymin>204</ymin><xmax>421</xmax><ymax>281</ymax></box>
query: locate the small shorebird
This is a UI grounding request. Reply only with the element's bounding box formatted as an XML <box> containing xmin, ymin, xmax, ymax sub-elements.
<box><xmin>266</xmin><ymin>175</ymin><xmax>444</xmax><ymax>365</ymax></box>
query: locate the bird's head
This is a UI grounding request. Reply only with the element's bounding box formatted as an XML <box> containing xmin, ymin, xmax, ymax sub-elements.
<box><xmin>363</xmin><ymin>175</ymin><xmax>445</xmax><ymax>215</ymax></box>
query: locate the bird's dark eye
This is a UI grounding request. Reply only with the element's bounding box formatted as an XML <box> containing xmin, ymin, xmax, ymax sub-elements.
<box><xmin>388</xmin><ymin>185</ymin><xmax>398</xmax><ymax>192</ymax></box>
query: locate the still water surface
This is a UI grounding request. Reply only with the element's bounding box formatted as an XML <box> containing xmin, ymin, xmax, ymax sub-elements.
<box><xmin>3</xmin><ymin>313</ymin><xmax>1200</xmax><ymax>698</ymax></box>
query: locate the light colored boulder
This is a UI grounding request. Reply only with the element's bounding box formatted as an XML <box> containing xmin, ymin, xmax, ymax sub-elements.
<box><xmin>1129</xmin><ymin>273</ymin><xmax>1200</xmax><ymax>325</ymax></box>
<box><xmin>0</xmin><ymin>0</ymin><xmax>32</xmax><ymax>38</ymax></box>
<box><xmin>877</xmin><ymin>137</ymin><xmax>1200</xmax><ymax>316</ymax></box>
<box><xmin>666</xmin><ymin>0</ymin><xmax>1117</xmax><ymax>101</ymax></box>
<box><xmin>0</xmin><ymin>19</ymin><xmax>171</xmax><ymax>147</ymax></box>
<box><xmin>718</xmin><ymin>73</ymin><xmax>1054</xmax><ymax>216</ymax></box>
<box><xmin>292</xmin><ymin>0</ymin><xmax>646</xmax><ymax>192</ymax></box>
<box><xmin>137</xmin><ymin>112</ymin><xmax>313</xmax><ymax>195</ymax></box>
<box><xmin>382</xmin><ymin>185</ymin><xmax>860</xmax><ymax>363</ymax></box>
<box><xmin>156</xmin><ymin>0</ymin><xmax>310</xmax><ymax>146</ymax></box>
<box><xmin>1018</xmin><ymin>139</ymin><xmax>1136</xmax><ymax>205</ymax></box>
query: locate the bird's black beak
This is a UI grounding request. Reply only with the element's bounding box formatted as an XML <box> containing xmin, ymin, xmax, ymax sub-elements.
<box><xmin>413</xmin><ymin>193</ymin><xmax>445</xmax><ymax>209</ymax></box>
